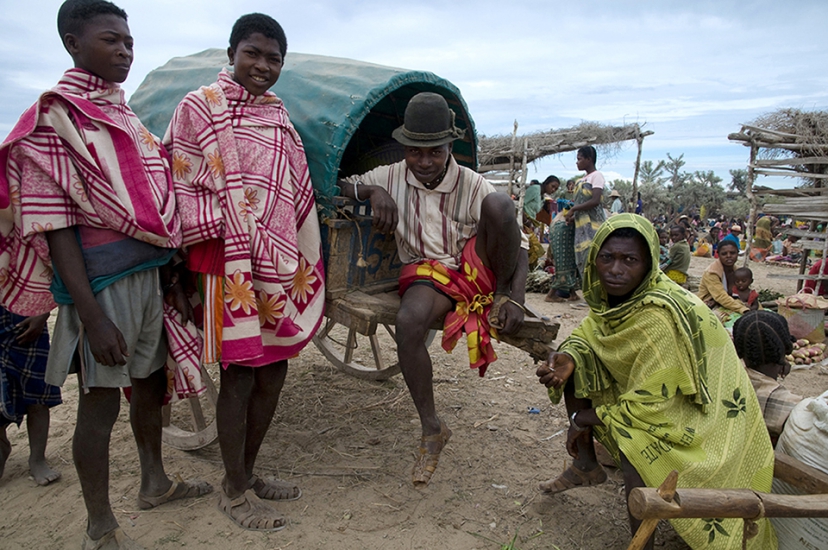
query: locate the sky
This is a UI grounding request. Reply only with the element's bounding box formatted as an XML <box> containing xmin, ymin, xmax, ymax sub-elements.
<box><xmin>2</xmin><ymin>0</ymin><xmax>827</xmax><ymax>189</ymax></box>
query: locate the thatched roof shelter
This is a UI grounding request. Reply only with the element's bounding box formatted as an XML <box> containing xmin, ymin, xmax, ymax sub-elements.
<box><xmin>729</xmin><ymin>108</ymin><xmax>828</xmax><ymax>285</ymax></box>
<box><xmin>478</xmin><ymin>121</ymin><xmax>651</xmax><ymax>170</ymax></box>
<box><xmin>729</xmin><ymin>108</ymin><xmax>828</xmax><ymax>188</ymax></box>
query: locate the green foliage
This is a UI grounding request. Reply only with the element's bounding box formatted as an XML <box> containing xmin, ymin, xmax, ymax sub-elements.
<box><xmin>729</xmin><ymin>169</ymin><xmax>748</xmax><ymax>193</ymax></box>
<box><xmin>638</xmin><ymin>160</ymin><xmax>666</xmax><ymax>185</ymax></box>
<box><xmin>608</xmin><ymin>179</ymin><xmax>633</xmax><ymax>207</ymax></box>
<box><xmin>719</xmin><ymin>197</ymin><xmax>751</xmax><ymax>220</ymax></box>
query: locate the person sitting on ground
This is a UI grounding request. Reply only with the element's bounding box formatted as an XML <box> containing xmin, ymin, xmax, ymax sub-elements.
<box><xmin>803</xmin><ymin>258</ymin><xmax>828</xmax><ymax>296</ymax></box>
<box><xmin>722</xmin><ymin>224</ymin><xmax>742</xmax><ymax>250</ymax></box>
<box><xmin>732</xmin><ymin>267</ymin><xmax>760</xmax><ymax>311</ymax></box>
<box><xmin>749</xmin><ymin>216</ymin><xmax>773</xmax><ymax>262</ymax></box>
<box><xmin>523</xmin><ymin>176</ymin><xmax>559</xmax><ymax>268</ymax></box>
<box><xmin>535</xmin><ymin>214</ymin><xmax>776</xmax><ymax>549</ymax></box>
<box><xmin>659</xmin><ymin>225</ymin><xmax>691</xmax><ymax>286</ymax></box>
<box><xmin>697</xmin><ymin>240</ymin><xmax>749</xmax><ymax>316</ymax></box>
<box><xmin>339</xmin><ymin>92</ymin><xmax>529</xmax><ymax>487</ymax></box>
<box><xmin>709</xmin><ymin>225</ymin><xmax>722</xmax><ymax>256</ymax></box>
<box><xmin>609</xmin><ymin>189</ymin><xmax>623</xmax><ymax>215</ymax></box>
<box><xmin>165</xmin><ymin>13</ymin><xmax>325</xmax><ymax>531</ymax></box>
<box><xmin>0</xmin><ymin>308</ymin><xmax>61</xmax><ymax>486</ymax></box>
<box><xmin>782</xmin><ymin>234</ymin><xmax>803</xmax><ymax>261</ymax></box>
<box><xmin>545</xmin><ymin>146</ymin><xmax>606</xmax><ymax>302</ymax></box>
<box><xmin>0</xmin><ymin>2</ymin><xmax>212</xmax><ymax>547</ymax></box>
<box><xmin>657</xmin><ymin>229</ymin><xmax>669</xmax><ymax>265</ymax></box>
<box><xmin>733</xmin><ymin>310</ymin><xmax>802</xmax><ymax>446</ymax></box>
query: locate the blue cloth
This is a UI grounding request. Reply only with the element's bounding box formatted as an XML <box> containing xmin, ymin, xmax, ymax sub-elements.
<box><xmin>721</xmin><ymin>233</ymin><xmax>741</xmax><ymax>249</ymax></box>
<box><xmin>49</xmin><ymin>228</ymin><xmax>175</xmax><ymax>305</ymax></box>
<box><xmin>0</xmin><ymin>306</ymin><xmax>61</xmax><ymax>426</ymax></box>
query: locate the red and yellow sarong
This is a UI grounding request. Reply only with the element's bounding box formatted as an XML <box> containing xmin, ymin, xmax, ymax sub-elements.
<box><xmin>398</xmin><ymin>237</ymin><xmax>498</xmax><ymax>376</ymax></box>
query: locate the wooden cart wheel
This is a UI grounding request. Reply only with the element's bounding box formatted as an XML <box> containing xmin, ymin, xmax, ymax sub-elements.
<box><xmin>312</xmin><ymin>318</ymin><xmax>402</xmax><ymax>380</ymax></box>
<box><xmin>161</xmin><ymin>361</ymin><xmax>220</xmax><ymax>451</ymax></box>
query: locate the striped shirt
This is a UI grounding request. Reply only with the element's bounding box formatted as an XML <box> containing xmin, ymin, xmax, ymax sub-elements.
<box><xmin>349</xmin><ymin>157</ymin><xmax>525</xmax><ymax>270</ymax></box>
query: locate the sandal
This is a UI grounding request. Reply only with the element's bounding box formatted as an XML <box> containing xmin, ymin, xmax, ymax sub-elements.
<box><xmin>412</xmin><ymin>421</ymin><xmax>452</xmax><ymax>487</ymax></box>
<box><xmin>82</xmin><ymin>527</ymin><xmax>144</xmax><ymax>550</ymax></box>
<box><xmin>487</xmin><ymin>293</ymin><xmax>510</xmax><ymax>330</ymax></box>
<box><xmin>136</xmin><ymin>476</ymin><xmax>213</xmax><ymax>509</ymax></box>
<box><xmin>544</xmin><ymin>290</ymin><xmax>570</xmax><ymax>303</ymax></box>
<box><xmin>249</xmin><ymin>474</ymin><xmax>302</xmax><ymax>501</ymax></box>
<box><xmin>218</xmin><ymin>489</ymin><xmax>287</xmax><ymax>532</ymax></box>
<box><xmin>538</xmin><ymin>463</ymin><xmax>607</xmax><ymax>494</ymax></box>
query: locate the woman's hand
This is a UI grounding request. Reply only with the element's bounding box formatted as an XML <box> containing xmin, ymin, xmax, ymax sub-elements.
<box><xmin>564</xmin><ymin>209</ymin><xmax>575</xmax><ymax>224</ymax></box>
<box><xmin>536</xmin><ymin>352</ymin><xmax>575</xmax><ymax>389</ymax></box>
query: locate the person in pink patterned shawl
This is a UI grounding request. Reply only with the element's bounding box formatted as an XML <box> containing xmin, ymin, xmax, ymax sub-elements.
<box><xmin>165</xmin><ymin>13</ymin><xmax>325</xmax><ymax>532</ymax></box>
<box><xmin>0</xmin><ymin>2</ymin><xmax>212</xmax><ymax>548</ymax></box>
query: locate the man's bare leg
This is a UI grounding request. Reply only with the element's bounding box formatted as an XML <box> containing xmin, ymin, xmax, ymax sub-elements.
<box><xmin>396</xmin><ymin>285</ymin><xmax>453</xmax><ymax>438</ymax></box>
<box><xmin>74</xmin><ymin>385</ymin><xmax>120</xmax><ymax>540</ymax></box>
<box><xmin>130</xmin><ymin>368</ymin><xmax>175</xmax><ymax>497</ymax></box>
<box><xmin>621</xmin><ymin>452</ymin><xmax>654</xmax><ymax>550</ymax></box>
<box><xmin>0</xmin><ymin>423</ymin><xmax>10</xmax><ymax>480</ymax></box>
<box><xmin>217</xmin><ymin>364</ymin><xmax>256</xmax><ymax>498</ymax></box>
<box><xmin>475</xmin><ymin>193</ymin><xmax>522</xmax><ymax>295</ymax></box>
<box><xmin>244</xmin><ymin>361</ymin><xmax>287</xmax><ymax>481</ymax></box>
<box><xmin>26</xmin><ymin>404</ymin><xmax>60</xmax><ymax>485</ymax></box>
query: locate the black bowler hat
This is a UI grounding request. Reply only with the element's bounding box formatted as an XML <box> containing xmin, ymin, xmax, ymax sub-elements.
<box><xmin>392</xmin><ymin>92</ymin><xmax>466</xmax><ymax>147</ymax></box>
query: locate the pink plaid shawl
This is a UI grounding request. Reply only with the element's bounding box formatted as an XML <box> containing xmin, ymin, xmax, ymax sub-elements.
<box><xmin>0</xmin><ymin>69</ymin><xmax>203</xmax><ymax>401</ymax></box>
<box><xmin>165</xmin><ymin>70</ymin><xmax>324</xmax><ymax>366</ymax></box>
<box><xmin>0</xmin><ymin>69</ymin><xmax>182</xmax><ymax>315</ymax></box>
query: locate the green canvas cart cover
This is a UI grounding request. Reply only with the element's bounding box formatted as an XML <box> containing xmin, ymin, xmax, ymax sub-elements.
<box><xmin>129</xmin><ymin>49</ymin><xmax>477</xmax><ymax>204</ymax></box>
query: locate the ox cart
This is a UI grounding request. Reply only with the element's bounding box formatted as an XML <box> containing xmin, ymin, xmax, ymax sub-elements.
<box><xmin>130</xmin><ymin>50</ymin><xmax>559</xmax><ymax>451</ymax></box>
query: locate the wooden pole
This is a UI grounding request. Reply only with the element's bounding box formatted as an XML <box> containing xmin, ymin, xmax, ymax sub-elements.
<box><xmin>631</xmin><ymin>129</ymin><xmax>644</xmax><ymax>208</ymax></box>
<box><xmin>627</xmin><ymin>470</ymin><xmax>678</xmax><ymax>550</ymax></box>
<box><xmin>743</xmin><ymin>143</ymin><xmax>758</xmax><ymax>267</ymax></box>
<box><xmin>507</xmin><ymin>120</ymin><xmax>518</xmax><ymax>198</ymax></box>
<box><xmin>516</xmin><ymin>138</ymin><xmax>529</xmax><ymax>218</ymax></box>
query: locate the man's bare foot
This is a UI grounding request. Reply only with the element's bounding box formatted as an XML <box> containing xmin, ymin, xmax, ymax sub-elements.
<box><xmin>29</xmin><ymin>456</ymin><xmax>61</xmax><ymax>486</ymax></box>
<box><xmin>0</xmin><ymin>430</ymin><xmax>10</xmax><ymax>479</ymax></box>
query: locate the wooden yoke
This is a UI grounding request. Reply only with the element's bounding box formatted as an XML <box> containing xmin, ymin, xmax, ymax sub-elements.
<box><xmin>626</xmin><ymin>452</ymin><xmax>828</xmax><ymax>550</ymax></box>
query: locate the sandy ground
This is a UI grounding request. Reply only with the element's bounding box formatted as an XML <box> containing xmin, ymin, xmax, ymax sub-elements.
<box><xmin>1</xmin><ymin>255</ymin><xmax>826</xmax><ymax>550</ymax></box>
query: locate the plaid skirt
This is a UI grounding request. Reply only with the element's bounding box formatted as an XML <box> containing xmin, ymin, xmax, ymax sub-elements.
<box><xmin>0</xmin><ymin>306</ymin><xmax>61</xmax><ymax>426</ymax></box>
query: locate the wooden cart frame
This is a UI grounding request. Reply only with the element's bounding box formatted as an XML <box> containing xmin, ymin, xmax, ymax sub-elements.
<box><xmin>129</xmin><ymin>50</ymin><xmax>560</xmax><ymax>451</ymax></box>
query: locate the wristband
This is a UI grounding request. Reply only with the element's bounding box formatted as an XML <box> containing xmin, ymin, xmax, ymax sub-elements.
<box><xmin>353</xmin><ymin>179</ymin><xmax>367</xmax><ymax>203</ymax></box>
<box><xmin>570</xmin><ymin>411</ymin><xmax>587</xmax><ymax>432</ymax></box>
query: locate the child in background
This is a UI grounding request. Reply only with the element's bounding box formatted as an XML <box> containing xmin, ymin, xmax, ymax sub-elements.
<box><xmin>0</xmin><ymin>308</ymin><xmax>61</xmax><ymax>486</ymax></box>
<box><xmin>657</xmin><ymin>229</ymin><xmax>670</xmax><ymax>265</ymax></box>
<box><xmin>733</xmin><ymin>311</ymin><xmax>802</xmax><ymax>445</ymax></box>
<box><xmin>660</xmin><ymin>225</ymin><xmax>691</xmax><ymax>285</ymax></box>
<box><xmin>733</xmin><ymin>267</ymin><xmax>760</xmax><ymax>310</ymax></box>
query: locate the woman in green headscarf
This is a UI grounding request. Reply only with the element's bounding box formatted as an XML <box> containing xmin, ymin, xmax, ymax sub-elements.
<box><xmin>536</xmin><ymin>214</ymin><xmax>776</xmax><ymax>550</ymax></box>
<box><xmin>749</xmin><ymin>216</ymin><xmax>773</xmax><ymax>262</ymax></box>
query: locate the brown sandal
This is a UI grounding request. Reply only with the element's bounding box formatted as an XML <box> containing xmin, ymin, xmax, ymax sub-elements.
<box><xmin>82</xmin><ymin>527</ymin><xmax>144</xmax><ymax>550</ymax></box>
<box><xmin>412</xmin><ymin>421</ymin><xmax>452</xmax><ymax>487</ymax></box>
<box><xmin>487</xmin><ymin>294</ymin><xmax>510</xmax><ymax>330</ymax></box>
<box><xmin>136</xmin><ymin>476</ymin><xmax>213</xmax><ymax>510</ymax></box>
<box><xmin>249</xmin><ymin>474</ymin><xmax>302</xmax><ymax>501</ymax></box>
<box><xmin>538</xmin><ymin>463</ymin><xmax>607</xmax><ymax>494</ymax></box>
<box><xmin>218</xmin><ymin>489</ymin><xmax>287</xmax><ymax>532</ymax></box>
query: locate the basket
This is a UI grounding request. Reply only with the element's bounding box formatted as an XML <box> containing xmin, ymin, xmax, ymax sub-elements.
<box><xmin>777</xmin><ymin>293</ymin><xmax>827</xmax><ymax>344</ymax></box>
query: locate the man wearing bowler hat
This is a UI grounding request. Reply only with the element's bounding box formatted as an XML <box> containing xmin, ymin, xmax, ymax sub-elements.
<box><xmin>340</xmin><ymin>92</ymin><xmax>528</xmax><ymax>487</ymax></box>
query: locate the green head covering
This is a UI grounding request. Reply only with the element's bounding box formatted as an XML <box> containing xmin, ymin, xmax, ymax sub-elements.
<box><xmin>582</xmin><ymin>213</ymin><xmax>662</xmax><ymax>314</ymax></box>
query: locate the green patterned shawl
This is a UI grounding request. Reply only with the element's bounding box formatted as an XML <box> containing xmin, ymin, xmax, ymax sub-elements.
<box><xmin>550</xmin><ymin>214</ymin><xmax>776</xmax><ymax>549</ymax></box>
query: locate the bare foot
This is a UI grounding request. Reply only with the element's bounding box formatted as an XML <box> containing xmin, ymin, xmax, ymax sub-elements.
<box><xmin>0</xmin><ymin>430</ymin><xmax>10</xmax><ymax>479</ymax></box>
<box><xmin>29</xmin><ymin>457</ymin><xmax>61</xmax><ymax>486</ymax></box>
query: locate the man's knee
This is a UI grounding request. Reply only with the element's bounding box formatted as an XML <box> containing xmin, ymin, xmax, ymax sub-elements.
<box><xmin>481</xmin><ymin>193</ymin><xmax>516</xmax><ymax>223</ymax></box>
<box><xmin>77</xmin><ymin>388</ymin><xmax>120</xmax><ymax>431</ymax></box>
<box><xmin>396</xmin><ymin>306</ymin><xmax>430</xmax><ymax>344</ymax></box>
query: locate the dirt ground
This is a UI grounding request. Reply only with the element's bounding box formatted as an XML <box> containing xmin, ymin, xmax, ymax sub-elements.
<box><xmin>1</xmin><ymin>255</ymin><xmax>826</xmax><ymax>550</ymax></box>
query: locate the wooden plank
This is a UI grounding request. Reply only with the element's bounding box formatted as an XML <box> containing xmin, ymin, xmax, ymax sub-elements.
<box><xmin>758</xmin><ymin>188</ymin><xmax>828</xmax><ymax>197</ymax></box>
<box><xmin>774</xmin><ymin>451</ymin><xmax>828</xmax><ymax>494</ymax></box>
<box><xmin>755</xmin><ymin>169</ymin><xmax>828</xmax><ymax>179</ymax></box>
<box><xmin>754</xmin><ymin>156</ymin><xmax>828</xmax><ymax>166</ymax></box>
<box><xmin>768</xmin><ymin>273</ymin><xmax>828</xmax><ymax>281</ymax></box>
<box><xmin>778</xmin><ymin>228</ymin><xmax>828</xmax><ymax>238</ymax></box>
<box><xmin>628</xmin><ymin>488</ymin><xmax>828</xmax><ymax>520</ymax></box>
